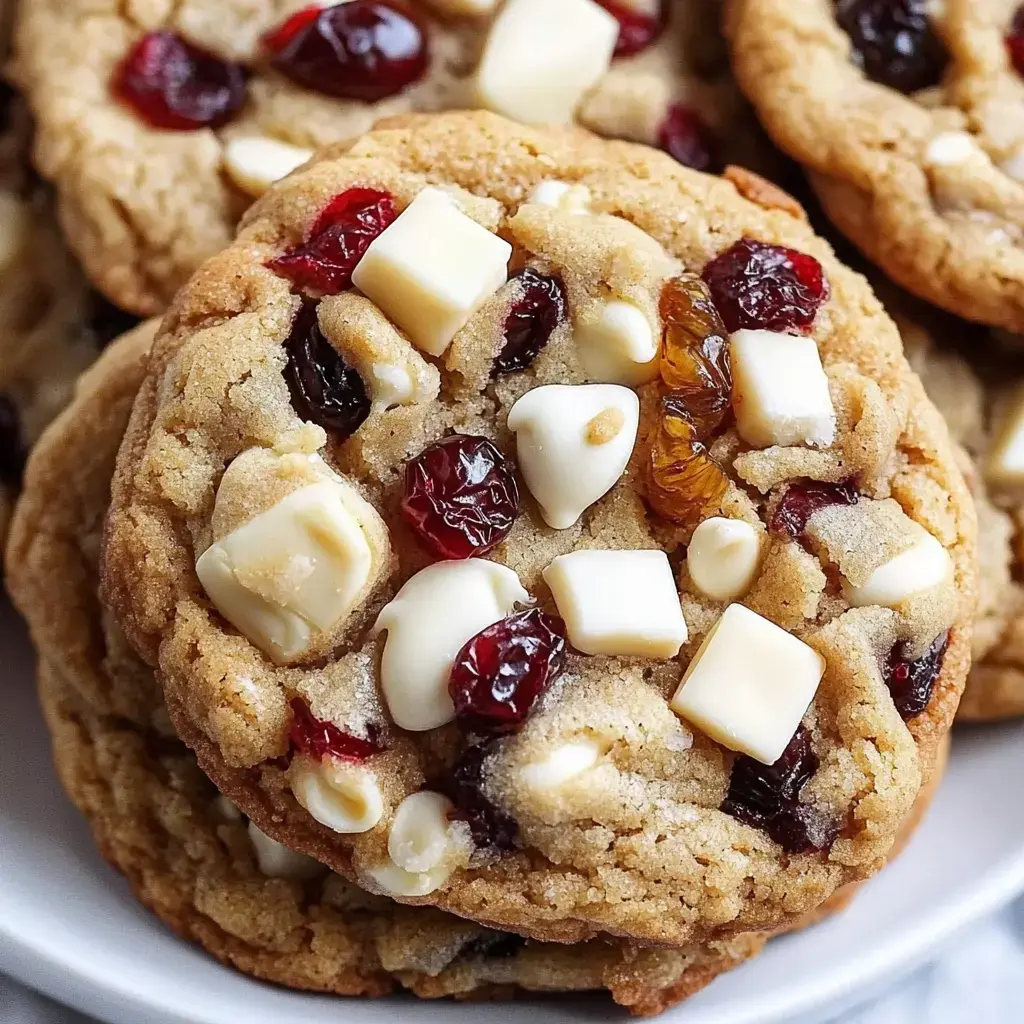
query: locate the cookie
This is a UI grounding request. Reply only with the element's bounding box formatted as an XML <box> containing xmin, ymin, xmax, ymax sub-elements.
<box><xmin>7</xmin><ymin>320</ymin><xmax>767</xmax><ymax>1015</ymax></box>
<box><xmin>901</xmin><ymin>308</ymin><xmax>1024</xmax><ymax>721</ymax></box>
<box><xmin>102</xmin><ymin>112</ymin><xmax>974</xmax><ymax>946</ymax></box>
<box><xmin>727</xmin><ymin>0</ymin><xmax>1024</xmax><ymax>332</ymax></box>
<box><xmin>13</xmin><ymin>0</ymin><xmax>763</xmax><ymax>316</ymax></box>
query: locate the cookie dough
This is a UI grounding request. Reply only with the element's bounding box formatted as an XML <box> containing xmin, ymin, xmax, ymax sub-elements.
<box><xmin>102</xmin><ymin>112</ymin><xmax>974</xmax><ymax>946</ymax></box>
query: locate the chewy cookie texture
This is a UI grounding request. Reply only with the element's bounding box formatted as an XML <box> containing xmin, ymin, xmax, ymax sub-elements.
<box><xmin>102</xmin><ymin>112</ymin><xmax>973</xmax><ymax>948</ymax></box>
<box><xmin>12</xmin><ymin>0</ymin><xmax>761</xmax><ymax>315</ymax></box>
<box><xmin>5</xmin><ymin>323</ymin><xmax>767</xmax><ymax>1016</ymax></box>
<box><xmin>727</xmin><ymin>0</ymin><xmax>1024</xmax><ymax>332</ymax></box>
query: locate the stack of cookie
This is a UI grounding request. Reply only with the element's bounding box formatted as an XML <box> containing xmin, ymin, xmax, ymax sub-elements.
<box><xmin>0</xmin><ymin>0</ymin><xmax>1018</xmax><ymax>1014</ymax></box>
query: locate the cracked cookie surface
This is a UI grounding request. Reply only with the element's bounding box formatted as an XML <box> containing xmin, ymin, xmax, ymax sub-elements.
<box><xmin>6</xmin><ymin>322</ymin><xmax>764</xmax><ymax>1016</ymax></box>
<box><xmin>727</xmin><ymin>0</ymin><xmax>1024</xmax><ymax>332</ymax></box>
<box><xmin>13</xmin><ymin>0</ymin><xmax>761</xmax><ymax>316</ymax></box>
<box><xmin>102</xmin><ymin>112</ymin><xmax>973</xmax><ymax>946</ymax></box>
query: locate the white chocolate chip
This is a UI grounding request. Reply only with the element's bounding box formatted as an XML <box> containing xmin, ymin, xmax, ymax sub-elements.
<box><xmin>985</xmin><ymin>387</ymin><xmax>1024</xmax><ymax>487</ymax></box>
<box><xmin>289</xmin><ymin>756</ymin><xmax>384</xmax><ymax>834</ymax></box>
<box><xmin>924</xmin><ymin>131</ymin><xmax>979</xmax><ymax>167</ymax></box>
<box><xmin>527</xmin><ymin>180</ymin><xmax>592</xmax><ymax>214</ymax></box>
<box><xmin>574</xmin><ymin>299</ymin><xmax>660</xmax><ymax>385</ymax></box>
<box><xmin>519</xmin><ymin>738</ymin><xmax>604</xmax><ymax>790</ymax></box>
<box><xmin>543</xmin><ymin>549</ymin><xmax>688</xmax><ymax>658</ymax></box>
<box><xmin>352</xmin><ymin>188</ymin><xmax>511</xmax><ymax>357</ymax></box>
<box><xmin>247</xmin><ymin>822</ymin><xmax>323</xmax><ymax>880</ymax></box>
<box><xmin>387</xmin><ymin>791</ymin><xmax>455</xmax><ymax>873</ymax></box>
<box><xmin>475</xmin><ymin>0</ymin><xmax>618</xmax><ymax>125</ymax></box>
<box><xmin>842</xmin><ymin>524</ymin><xmax>952</xmax><ymax>608</ymax></box>
<box><xmin>507</xmin><ymin>383</ymin><xmax>639</xmax><ymax>529</ymax></box>
<box><xmin>687</xmin><ymin>517</ymin><xmax>761</xmax><ymax>602</ymax></box>
<box><xmin>729</xmin><ymin>329</ymin><xmax>836</xmax><ymax>448</ymax></box>
<box><xmin>364</xmin><ymin>859</ymin><xmax>453</xmax><ymax>897</ymax></box>
<box><xmin>196</xmin><ymin>465</ymin><xmax>388</xmax><ymax>662</ymax></box>
<box><xmin>670</xmin><ymin>604</ymin><xmax>825</xmax><ymax>765</ymax></box>
<box><xmin>374</xmin><ymin>560</ymin><xmax>529</xmax><ymax>731</ymax></box>
<box><xmin>223</xmin><ymin>136</ymin><xmax>314</xmax><ymax>197</ymax></box>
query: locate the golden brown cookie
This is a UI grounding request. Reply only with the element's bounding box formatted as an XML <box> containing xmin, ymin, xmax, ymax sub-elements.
<box><xmin>12</xmin><ymin>0</ymin><xmax>760</xmax><ymax>316</ymax></box>
<box><xmin>901</xmin><ymin>306</ymin><xmax>1024</xmax><ymax>721</ymax></box>
<box><xmin>102</xmin><ymin>111</ymin><xmax>974</xmax><ymax>946</ymax></box>
<box><xmin>7</xmin><ymin>322</ymin><xmax>764</xmax><ymax>1015</ymax></box>
<box><xmin>727</xmin><ymin>0</ymin><xmax>1024</xmax><ymax>332</ymax></box>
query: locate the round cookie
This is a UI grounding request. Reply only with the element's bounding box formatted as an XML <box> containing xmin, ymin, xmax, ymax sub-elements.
<box><xmin>726</xmin><ymin>0</ymin><xmax>1024</xmax><ymax>332</ymax></box>
<box><xmin>7</xmin><ymin>321</ymin><xmax>766</xmax><ymax>1014</ymax></box>
<box><xmin>13</xmin><ymin>0</ymin><xmax>764</xmax><ymax>316</ymax></box>
<box><xmin>102</xmin><ymin>112</ymin><xmax>974</xmax><ymax>946</ymax></box>
<box><xmin>901</xmin><ymin>309</ymin><xmax>1024</xmax><ymax>721</ymax></box>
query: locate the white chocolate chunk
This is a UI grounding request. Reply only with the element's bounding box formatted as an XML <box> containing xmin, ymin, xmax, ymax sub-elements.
<box><xmin>730</xmin><ymin>329</ymin><xmax>836</xmax><ymax>448</ymax></box>
<box><xmin>223</xmin><ymin>136</ymin><xmax>313</xmax><ymax>197</ymax></box>
<box><xmin>507</xmin><ymin>384</ymin><xmax>639</xmax><ymax>529</ymax></box>
<box><xmin>374</xmin><ymin>560</ymin><xmax>529</xmax><ymax>731</ymax></box>
<box><xmin>290</xmin><ymin>756</ymin><xmax>384</xmax><ymax>834</ymax></box>
<box><xmin>519</xmin><ymin>738</ymin><xmax>604</xmax><ymax>790</ymax></box>
<box><xmin>986</xmin><ymin>388</ymin><xmax>1024</xmax><ymax>487</ymax></box>
<box><xmin>543</xmin><ymin>549</ymin><xmax>687</xmax><ymax>658</ymax></box>
<box><xmin>364</xmin><ymin>858</ymin><xmax>453</xmax><ymax>898</ymax></box>
<box><xmin>924</xmin><ymin>131</ymin><xmax>979</xmax><ymax>167</ymax></box>
<box><xmin>670</xmin><ymin>604</ymin><xmax>825</xmax><ymax>765</ymax></box>
<box><xmin>475</xmin><ymin>0</ymin><xmax>618</xmax><ymax>125</ymax></box>
<box><xmin>352</xmin><ymin>187</ymin><xmax>511</xmax><ymax>357</ymax></box>
<box><xmin>196</xmin><ymin>474</ymin><xmax>387</xmax><ymax>662</ymax></box>
<box><xmin>369</xmin><ymin>362</ymin><xmax>416</xmax><ymax>410</ymax></box>
<box><xmin>527</xmin><ymin>180</ymin><xmax>592</xmax><ymax>214</ymax></box>
<box><xmin>387</xmin><ymin>791</ymin><xmax>456</xmax><ymax>874</ymax></box>
<box><xmin>247</xmin><ymin>822</ymin><xmax>323</xmax><ymax>880</ymax></box>
<box><xmin>687</xmin><ymin>517</ymin><xmax>761</xmax><ymax>602</ymax></box>
<box><xmin>574</xmin><ymin>299</ymin><xmax>660</xmax><ymax>385</ymax></box>
<box><xmin>842</xmin><ymin>525</ymin><xmax>952</xmax><ymax>608</ymax></box>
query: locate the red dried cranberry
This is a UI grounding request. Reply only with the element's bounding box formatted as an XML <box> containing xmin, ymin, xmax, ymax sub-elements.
<box><xmin>267</xmin><ymin>187</ymin><xmax>396</xmax><ymax>294</ymax></box>
<box><xmin>0</xmin><ymin>394</ymin><xmax>25</xmax><ymax>487</ymax></box>
<box><xmin>657</xmin><ymin>104</ymin><xmax>715</xmax><ymax>173</ymax></box>
<box><xmin>1007</xmin><ymin>5</ymin><xmax>1024</xmax><ymax>76</ymax></box>
<box><xmin>266</xmin><ymin>1</ymin><xmax>428</xmax><ymax>102</ymax></box>
<box><xmin>596</xmin><ymin>0</ymin><xmax>665</xmax><ymax>57</ymax></box>
<box><xmin>113</xmin><ymin>31</ymin><xmax>247</xmax><ymax>131</ymax></box>
<box><xmin>289</xmin><ymin>698</ymin><xmax>383</xmax><ymax>761</ymax></box>
<box><xmin>87</xmin><ymin>294</ymin><xmax>141</xmax><ymax>348</ymax></box>
<box><xmin>835</xmin><ymin>0</ymin><xmax>947</xmax><ymax>93</ymax></box>
<box><xmin>401</xmin><ymin>435</ymin><xmax>519</xmax><ymax>560</ymax></box>
<box><xmin>449</xmin><ymin>610</ymin><xmax>566</xmax><ymax>734</ymax></box>
<box><xmin>702</xmin><ymin>238</ymin><xmax>829</xmax><ymax>333</ymax></box>
<box><xmin>450</xmin><ymin>742</ymin><xmax>519</xmax><ymax>852</ymax></box>
<box><xmin>769</xmin><ymin>479</ymin><xmax>860</xmax><ymax>539</ymax></box>
<box><xmin>721</xmin><ymin>727</ymin><xmax>837</xmax><ymax>853</ymax></box>
<box><xmin>884</xmin><ymin>632</ymin><xmax>948</xmax><ymax>719</ymax></box>
<box><xmin>493</xmin><ymin>269</ymin><xmax>567</xmax><ymax>376</ymax></box>
<box><xmin>283</xmin><ymin>301</ymin><xmax>370</xmax><ymax>437</ymax></box>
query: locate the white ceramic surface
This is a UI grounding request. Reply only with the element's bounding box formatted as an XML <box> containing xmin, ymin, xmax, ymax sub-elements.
<box><xmin>2</xmin><ymin>599</ymin><xmax>1023</xmax><ymax>1024</ymax></box>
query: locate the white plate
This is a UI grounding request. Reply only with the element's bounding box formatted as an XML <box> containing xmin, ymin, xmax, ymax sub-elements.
<box><xmin>2</xmin><ymin>598</ymin><xmax>1023</xmax><ymax>1024</ymax></box>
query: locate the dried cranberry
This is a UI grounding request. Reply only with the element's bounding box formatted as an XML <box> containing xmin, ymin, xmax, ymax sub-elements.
<box><xmin>283</xmin><ymin>301</ymin><xmax>370</xmax><ymax>438</ymax></box>
<box><xmin>289</xmin><ymin>698</ymin><xmax>383</xmax><ymax>761</ymax></box>
<box><xmin>493</xmin><ymin>269</ymin><xmax>567</xmax><ymax>376</ymax></box>
<box><xmin>596</xmin><ymin>0</ymin><xmax>665</xmax><ymax>57</ymax></box>
<box><xmin>450</xmin><ymin>742</ymin><xmax>519</xmax><ymax>852</ymax></box>
<box><xmin>113</xmin><ymin>31</ymin><xmax>247</xmax><ymax>131</ymax></box>
<box><xmin>266</xmin><ymin>1</ymin><xmax>428</xmax><ymax>102</ymax></box>
<box><xmin>703</xmin><ymin>238</ymin><xmax>829</xmax><ymax>333</ymax></box>
<box><xmin>0</xmin><ymin>394</ymin><xmax>25</xmax><ymax>487</ymax></box>
<box><xmin>87</xmin><ymin>294</ymin><xmax>141</xmax><ymax>348</ymax></box>
<box><xmin>1007</xmin><ymin>5</ymin><xmax>1024</xmax><ymax>76</ymax></box>
<box><xmin>835</xmin><ymin>0</ymin><xmax>947</xmax><ymax>93</ymax></box>
<box><xmin>450</xmin><ymin>610</ymin><xmax>566</xmax><ymax>734</ymax></box>
<box><xmin>721</xmin><ymin>727</ymin><xmax>837</xmax><ymax>853</ymax></box>
<box><xmin>267</xmin><ymin>187</ymin><xmax>396</xmax><ymax>294</ymax></box>
<box><xmin>401</xmin><ymin>435</ymin><xmax>519</xmax><ymax>560</ymax></box>
<box><xmin>769</xmin><ymin>479</ymin><xmax>860</xmax><ymax>539</ymax></box>
<box><xmin>657</xmin><ymin>104</ymin><xmax>715</xmax><ymax>173</ymax></box>
<box><xmin>884</xmin><ymin>632</ymin><xmax>948</xmax><ymax>719</ymax></box>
